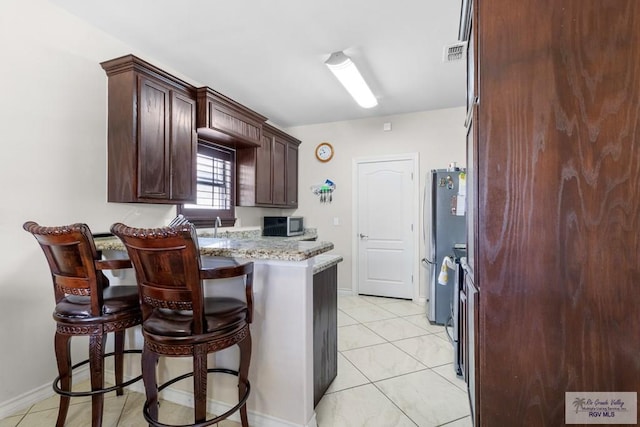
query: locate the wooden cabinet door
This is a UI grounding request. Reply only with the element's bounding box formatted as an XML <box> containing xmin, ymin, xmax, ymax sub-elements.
<box><xmin>138</xmin><ymin>77</ymin><xmax>170</xmax><ymax>200</ymax></box>
<box><xmin>138</xmin><ymin>77</ymin><xmax>196</xmax><ymax>202</ymax></box>
<box><xmin>286</xmin><ymin>142</ymin><xmax>299</xmax><ymax>207</ymax></box>
<box><xmin>169</xmin><ymin>92</ymin><xmax>197</xmax><ymax>202</ymax></box>
<box><xmin>474</xmin><ymin>3</ymin><xmax>640</xmax><ymax>426</ymax></box>
<box><xmin>313</xmin><ymin>265</ymin><xmax>338</xmax><ymax>406</ymax></box>
<box><xmin>255</xmin><ymin>133</ymin><xmax>273</xmax><ymax>205</ymax></box>
<box><xmin>272</xmin><ymin>136</ymin><xmax>287</xmax><ymax>205</ymax></box>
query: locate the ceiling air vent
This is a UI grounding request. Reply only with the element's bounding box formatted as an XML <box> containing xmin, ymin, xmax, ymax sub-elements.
<box><xmin>443</xmin><ymin>42</ymin><xmax>467</xmax><ymax>62</ymax></box>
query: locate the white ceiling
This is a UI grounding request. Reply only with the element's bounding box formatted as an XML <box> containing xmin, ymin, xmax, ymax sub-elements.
<box><xmin>52</xmin><ymin>0</ymin><xmax>466</xmax><ymax>128</ymax></box>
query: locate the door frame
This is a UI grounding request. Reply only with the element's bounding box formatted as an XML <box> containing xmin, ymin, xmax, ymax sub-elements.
<box><xmin>351</xmin><ymin>153</ymin><xmax>420</xmax><ymax>301</ymax></box>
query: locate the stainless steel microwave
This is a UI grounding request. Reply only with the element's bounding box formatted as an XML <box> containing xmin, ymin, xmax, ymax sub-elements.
<box><xmin>263</xmin><ymin>216</ymin><xmax>304</xmax><ymax>237</ymax></box>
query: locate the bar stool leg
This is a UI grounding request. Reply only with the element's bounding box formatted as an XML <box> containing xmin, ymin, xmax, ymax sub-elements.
<box><xmin>193</xmin><ymin>344</ymin><xmax>208</xmax><ymax>423</ymax></box>
<box><xmin>89</xmin><ymin>332</ymin><xmax>107</xmax><ymax>427</ymax></box>
<box><xmin>54</xmin><ymin>332</ymin><xmax>72</xmax><ymax>427</ymax></box>
<box><xmin>142</xmin><ymin>344</ymin><xmax>160</xmax><ymax>425</ymax></box>
<box><xmin>114</xmin><ymin>330</ymin><xmax>125</xmax><ymax>396</ymax></box>
<box><xmin>238</xmin><ymin>335</ymin><xmax>252</xmax><ymax>427</ymax></box>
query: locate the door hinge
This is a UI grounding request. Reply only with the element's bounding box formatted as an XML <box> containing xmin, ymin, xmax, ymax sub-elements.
<box><xmin>411</xmin><ymin>274</ymin><xmax>414</xmax><ymax>283</ymax></box>
<box><xmin>411</xmin><ymin>224</ymin><xmax>414</xmax><ymax>231</ymax></box>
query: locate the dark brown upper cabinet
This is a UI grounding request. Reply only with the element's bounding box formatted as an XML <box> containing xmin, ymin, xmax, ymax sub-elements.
<box><xmin>101</xmin><ymin>55</ymin><xmax>197</xmax><ymax>204</ymax></box>
<box><xmin>196</xmin><ymin>87</ymin><xmax>266</xmax><ymax>149</ymax></box>
<box><xmin>237</xmin><ymin>123</ymin><xmax>300</xmax><ymax>208</ymax></box>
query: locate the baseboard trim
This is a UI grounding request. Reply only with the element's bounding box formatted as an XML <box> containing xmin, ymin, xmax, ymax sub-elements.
<box><xmin>1</xmin><ymin>367</ymin><xmax>317</xmax><ymax>427</ymax></box>
<box><xmin>148</xmin><ymin>384</ymin><xmax>316</xmax><ymax>427</ymax></box>
<box><xmin>114</xmin><ymin>370</ymin><xmax>318</xmax><ymax>427</ymax></box>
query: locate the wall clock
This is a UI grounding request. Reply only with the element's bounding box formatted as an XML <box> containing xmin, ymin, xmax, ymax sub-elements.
<box><xmin>315</xmin><ymin>142</ymin><xmax>334</xmax><ymax>162</ymax></box>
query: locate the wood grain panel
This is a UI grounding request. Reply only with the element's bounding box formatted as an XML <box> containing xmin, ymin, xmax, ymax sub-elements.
<box><xmin>196</xmin><ymin>87</ymin><xmax>266</xmax><ymax>148</ymax></box>
<box><xmin>170</xmin><ymin>93</ymin><xmax>196</xmax><ymax>202</ymax></box>
<box><xmin>211</xmin><ymin>104</ymin><xmax>261</xmax><ymax>142</ymax></box>
<box><xmin>106</xmin><ymin>71</ymin><xmax>136</xmax><ymax>202</ymax></box>
<box><xmin>255</xmin><ymin>133</ymin><xmax>273</xmax><ymax>205</ymax></box>
<box><xmin>313</xmin><ymin>265</ymin><xmax>337</xmax><ymax>407</ymax></box>
<box><xmin>286</xmin><ymin>143</ymin><xmax>299</xmax><ymax>207</ymax></box>
<box><xmin>272</xmin><ymin>137</ymin><xmax>287</xmax><ymax>205</ymax></box>
<box><xmin>138</xmin><ymin>77</ymin><xmax>169</xmax><ymax>199</ymax></box>
<box><xmin>476</xmin><ymin>1</ymin><xmax>640</xmax><ymax>425</ymax></box>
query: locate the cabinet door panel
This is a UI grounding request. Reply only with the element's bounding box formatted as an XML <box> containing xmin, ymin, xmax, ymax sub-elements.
<box><xmin>138</xmin><ymin>77</ymin><xmax>169</xmax><ymax>199</ymax></box>
<box><xmin>272</xmin><ymin>137</ymin><xmax>287</xmax><ymax>205</ymax></box>
<box><xmin>313</xmin><ymin>266</ymin><xmax>338</xmax><ymax>406</ymax></box>
<box><xmin>255</xmin><ymin>134</ymin><xmax>273</xmax><ymax>205</ymax></box>
<box><xmin>170</xmin><ymin>93</ymin><xmax>196</xmax><ymax>201</ymax></box>
<box><xmin>286</xmin><ymin>143</ymin><xmax>298</xmax><ymax>207</ymax></box>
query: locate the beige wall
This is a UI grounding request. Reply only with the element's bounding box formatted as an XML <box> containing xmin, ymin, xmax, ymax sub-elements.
<box><xmin>0</xmin><ymin>0</ymin><xmax>465</xmax><ymax>413</ymax></box>
<box><xmin>286</xmin><ymin>107</ymin><xmax>467</xmax><ymax>298</ymax></box>
<box><xmin>0</xmin><ymin>0</ymin><xmax>182</xmax><ymax>410</ymax></box>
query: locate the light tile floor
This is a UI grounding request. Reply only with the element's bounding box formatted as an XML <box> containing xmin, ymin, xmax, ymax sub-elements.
<box><xmin>1</xmin><ymin>295</ymin><xmax>471</xmax><ymax>427</ymax></box>
<box><xmin>316</xmin><ymin>294</ymin><xmax>471</xmax><ymax>427</ymax></box>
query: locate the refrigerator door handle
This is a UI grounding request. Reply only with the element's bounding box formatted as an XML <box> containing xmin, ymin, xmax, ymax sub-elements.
<box><xmin>421</xmin><ymin>257</ymin><xmax>435</xmax><ymax>266</ymax></box>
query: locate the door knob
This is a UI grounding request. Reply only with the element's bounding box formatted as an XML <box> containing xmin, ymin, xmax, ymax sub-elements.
<box><xmin>359</xmin><ymin>233</ymin><xmax>368</xmax><ymax>239</ymax></box>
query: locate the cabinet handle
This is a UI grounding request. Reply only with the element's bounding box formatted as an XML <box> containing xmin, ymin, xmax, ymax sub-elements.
<box><xmin>359</xmin><ymin>233</ymin><xmax>368</xmax><ymax>239</ymax></box>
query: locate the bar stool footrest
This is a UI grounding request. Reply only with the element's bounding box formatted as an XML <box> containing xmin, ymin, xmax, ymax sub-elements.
<box><xmin>53</xmin><ymin>349</ymin><xmax>143</xmax><ymax>397</ymax></box>
<box><xmin>143</xmin><ymin>367</ymin><xmax>251</xmax><ymax>427</ymax></box>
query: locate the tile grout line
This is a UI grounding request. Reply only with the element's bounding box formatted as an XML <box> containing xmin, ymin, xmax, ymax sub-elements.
<box><xmin>331</xmin><ymin>295</ymin><xmax>470</xmax><ymax>427</ymax></box>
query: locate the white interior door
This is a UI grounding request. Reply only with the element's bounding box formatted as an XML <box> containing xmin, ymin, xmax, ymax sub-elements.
<box><xmin>355</xmin><ymin>156</ymin><xmax>417</xmax><ymax>299</ymax></box>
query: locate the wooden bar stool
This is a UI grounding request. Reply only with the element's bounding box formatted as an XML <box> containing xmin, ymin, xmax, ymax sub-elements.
<box><xmin>111</xmin><ymin>222</ymin><xmax>253</xmax><ymax>427</ymax></box>
<box><xmin>23</xmin><ymin>221</ymin><xmax>142</xmax><ymax>427</ymax></box>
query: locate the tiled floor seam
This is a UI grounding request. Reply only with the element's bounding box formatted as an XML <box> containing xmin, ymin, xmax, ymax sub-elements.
<box><xmin>371</xmin><ymin>366</ymin><xmax>431</xmax><ymax>384</ymax></box>
<box><xmin>10</xmin><ymin>413</ymin><xmax>26</xmax><ymax>426</ymax></box>
<box><xmin>387</xmin><ymin>339</ymin><xmax>437</xmax><ymax>368</ymax></box>
<box><xmin>437</xmin><ymin>415</ymin><xmax>473</xmax><ymax>426</ymax></box>
<box><xmin>329</xmin><ymin>350</ymin><xmax>375</xmax><ymax>392</ymax></box>
<box><xmin>369</xmin><ymin>380</ymin><xmax>420</xmax><ymax>427</ymax></box>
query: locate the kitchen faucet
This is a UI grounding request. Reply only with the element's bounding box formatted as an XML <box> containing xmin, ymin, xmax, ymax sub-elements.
<box><xmin>214</xmin><ymin>216</ymin><xmax>221</xmax><ymax>238</ymax></box>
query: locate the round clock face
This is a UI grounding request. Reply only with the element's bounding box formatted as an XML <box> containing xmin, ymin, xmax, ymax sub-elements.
<box><xmin>316</xmin><ymin>142</ymin><xmax>334</xmax><ymax>162</ymax></box>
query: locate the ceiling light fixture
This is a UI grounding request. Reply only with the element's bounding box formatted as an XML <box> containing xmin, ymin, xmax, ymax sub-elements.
<box><xmin>325</xmin><ymin>51</ymin><xmax>378</xmax><ymax>109</ymax></box>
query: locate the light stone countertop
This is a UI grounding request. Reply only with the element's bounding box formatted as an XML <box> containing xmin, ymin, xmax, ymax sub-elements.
<box><xmin>95</xmin><ymin>228</ymin><xmax>333</xmax><ymax>262</ymax></box>
<box><xmin>313</xmin><ymin>254</ymin><xmax>343</xmax><ymax>274</ymax></box>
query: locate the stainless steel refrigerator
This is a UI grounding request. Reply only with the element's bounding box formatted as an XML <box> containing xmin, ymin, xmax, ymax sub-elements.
<box><xmin>424</xmin><ymin>169</ymin><xmax>467</xmax><ymax>325</ymax></box>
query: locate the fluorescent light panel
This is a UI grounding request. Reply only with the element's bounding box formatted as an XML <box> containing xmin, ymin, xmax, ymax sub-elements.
<box><xmin>325</xmin><ymin>52</ymin><xmax>378</xmax><ymax>109</ymax></box>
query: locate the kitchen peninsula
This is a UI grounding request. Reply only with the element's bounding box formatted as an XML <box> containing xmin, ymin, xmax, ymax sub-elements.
<box><xmin>95</xmin><ymin>232</ymin><xmax>341</xmax><ymax>427</ymax></box>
